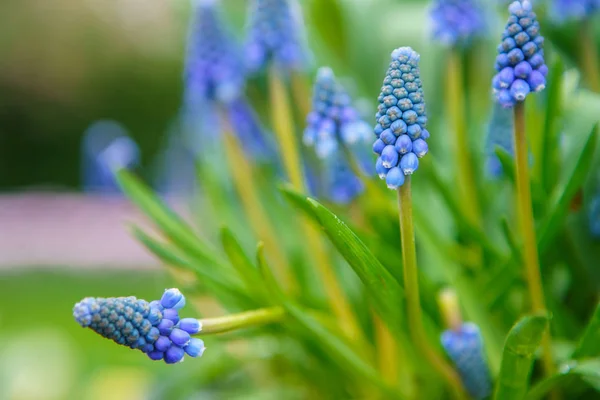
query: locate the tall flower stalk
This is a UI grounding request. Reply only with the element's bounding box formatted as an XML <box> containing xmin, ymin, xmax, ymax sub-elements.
<box><xmin>492</xmin><ymin>0</ymin><xmax>554</xmax><ymax>379</ymax></box>
<box><xmin>374</xmin><ymin>47</ymin><xmax>466</xmax><ymax>399</ymax></box>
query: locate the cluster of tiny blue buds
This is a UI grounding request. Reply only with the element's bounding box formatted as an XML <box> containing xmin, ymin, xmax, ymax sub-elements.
<box><xmin>429</xmin><ymin>0</ymin><xmax>486</xmax><ymax>47</ymax></box>
<box><xmin>441</xmin><ymin>323</ymin><xmax>491</xmax><ymax>399</ymax></box>
<box><xmin>373</xmin><ymin>47</ymin><xmax>430</xmax><ymax>190</ymax></box>
<box><xmin>184</xmin><ymin>0</ymin><xmax>243</xmax><ymax>106</ymax></box>
<box><xmin>304</xmin><ymin>67</ymin><xmax>371</xmax><ymax>158</ymax></box>
<box><xmin>492</xmin><ymin>1</ymin><xmax>547</xmax><ymax>108</ymax></box>
<box><xmin>550</xmin><ymin>0</ymin><xmax>600</xmax><ymax>22</ymax></box>
<box><xmin>74</xmin><ymin>288</ymin><xmax>205</xmax><ymax>364</ymax></box>
<box><xmin>245</xmin><ymin>0</ymin><xmax>307</xmax><ymax>73</ymax></box>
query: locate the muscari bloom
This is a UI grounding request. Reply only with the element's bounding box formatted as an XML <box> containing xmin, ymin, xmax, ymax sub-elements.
<box><xmin>303</xmin><ymin>67</ymin><xmax>372</xmax><ymax>203</ymax></box>
<box><xmin>373</xmin><ymin>47</ymin><xmax>430</xmax><ymax>190</ymax></box>
<box><xmin>429</xmin><ymin>0</ymin><xmax>487</xmax><ymax>47</ymax></box>
<box><xmin>550</xmin><ymin>0</ymin><xmax>600</xmax><ymax>22</ymax></box>
<box><xmin>441</xmin><ymin>323</ymin><xmax>491</xmax><ymax>399</ymax></box>
<box><xmin>485</xmin><ymin>102</ymin><xmax>514</xmax><ymax>178</ymax></box>
<box><xmin>492</xmin><ymin>1</ymin><xmax>547</xmax><ymax>108</ymax></box>
<box><xmin>244</xmin><ymin>0</ymin><xmax>307</xmax><ymax>73</ymax></box>
<box><xmin>74</xmin><ymin>288</ymin><xmax>205</xmax><ymax>364</ymax></box>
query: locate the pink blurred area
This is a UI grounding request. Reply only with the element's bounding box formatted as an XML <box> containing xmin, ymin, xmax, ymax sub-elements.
<box><xmin>0</xmin><ymin>193</ymin><xmax>164</xmax><ymax>269</ymax></box>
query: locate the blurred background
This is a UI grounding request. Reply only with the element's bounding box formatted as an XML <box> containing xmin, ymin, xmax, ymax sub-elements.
<box><xmin>1</xmin><ymin>0</ymin><xmax>599</xmax><ymax>399</ymax></box>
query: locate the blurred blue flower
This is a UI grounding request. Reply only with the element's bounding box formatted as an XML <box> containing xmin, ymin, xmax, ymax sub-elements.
<box><xmin>430</xmin><ymin>0</ymin><xmax>487</xmax><ymax>47</ymax></box>
<box><xmin>228</xmin><ymin>98</ymin><xmax>277</xmax><ymax>162</ymax></box>
<box><xmin>550</xmin><ymin>0</ymin><xmax>600</xmax><ymax>22</ymax></box>
<box><xmin>244</xmin><ymin>0</ymin><xmax>308</xmax><ymax>73</ymax></box>
<box><xmin>441</xmin><ymin>323</ymin><xmax>491</xmax><ymax>399</ymax></box>
<box><xmin>81</xmin><ymin>120</ymin><xmax>139</xmax><ymax>194</ymax></box>
<box><xmin>184</xmin><ymin>0</ymin><xmax>244</xmax><ymax>107</ymax></box>
<box><xmin>304</xmin><ymin>67</ymin><xmax>371</xmax><ymax>203</ymax></box>
<box><xmin>73</xmin><ymin>288</ymin><xmax>205</xmax><ymax>364</ymax></box>
<box><xmin>590</xmin><ymin>195</ymin><xmax>600</xmax><ymax>238</ymax></box>
<box><xmin>492</xmin><ymin>1</ymin><xmax>547</xmax><ymax>108</ymax></box>
<box><xmin>374</xmin><ymin>47</ymin><xmax>430</xmax><ymax>190</ymax></box>
<box><xmin>485</xmin><ymin>102</ymin><xmax>514</xmax><ymax>178</ymax></box>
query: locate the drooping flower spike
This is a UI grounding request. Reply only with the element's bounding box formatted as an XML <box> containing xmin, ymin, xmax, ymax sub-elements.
<box><xmin>492</xmin><ymin>1</ymin><xmax>547</xmax><ymax>108</ymax></box>
<box><xmin>73</xmin><ymin>288</ymin><xmax>205</xmax><ymax>364</ymax></box>
<box><xmin>184</xmin><ymin>0</ymin><xmax>244</xmax><ymax>107</ymax></box>
<box><xmin>373</xmin><ymin>47</ymin><xmax>429</xmax><ymax>190</ymax></box>
<box><xmin>244</xmin><ymin>0</ymin><xmax>308</xmax><ymax>73</ymax></box>
<box><xmin>429</xmin><ymin>0</ymin><xmax>487</xmax><ymax>47</ymax></box>
<box><xmin>550</xmin><ymin>0</ymin><xmax>600</xmax><ymax>22</ymax></box>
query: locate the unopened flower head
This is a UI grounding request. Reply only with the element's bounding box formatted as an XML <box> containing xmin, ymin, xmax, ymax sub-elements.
<box><xmin>485</xmin><ymin>102</ymin><xmax>514</xmax><ymax>178</ymax></box>
<box><xmin>550</xmin><ymin>0</ymin><xmax>600</xmax><ymax>22</ymax></box>
<box><xmin>304</xmin><ymin>67</ymin><xmax>371</xmax><ymax>158</ymax></box>
<box><xmin>184</xmin><ymin>0</ymin><xmax>244</xmax><ymax>106</ymax></box>
<box><xmin>245</xmin><ymin>0</ymin><xmax>308</xmax><ymax>72</ymax></box>
<box><xmin>441</xmin><ymin>323</ymin><xmax>491</xmax><ymax>399</ymax></box>
<box><xmin>373</xmin><ymin>47</ymin><xmax>429</xmax><ymax>190</ymax></box>
<box><xmin>492</xmin><ymin>1</ymin><xmax>547</xmax><ymax>108</ymax></box>
<box><xmin>430</xmin><ymin>0</ymin><xmax>486</xmax><ymax>47</ymax></box>
<box><xmin>73</xmin><ymin>288</ymin><xmax>205</xmax><ymax>364</ymax></box>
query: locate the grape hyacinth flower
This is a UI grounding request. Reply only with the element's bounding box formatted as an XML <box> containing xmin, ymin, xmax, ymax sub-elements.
<box><xmin>441</xmin><ymin>324</ymin><xmax>491</xmax><ymax>399</ymax></box>
<box><xmin>550</xmin><ymin>0</ymin><xmax>600</xmax><ymax>22</ymax></box>
<box><xmin>73</xmin><ymin>288</ymin><xmax>205</xmax><ymax>364</ymax></box>
<box><xmin>429</xmin><ymin>0</ymin><xmax>486</xmax><ymax>47</ymax></box>
<box><xmin>492</xmin><ymin>1</ymin><xmax>547</xmax><ymax>108</ymax></box>
<box><xmin>485</xmin><ymin>102</ymin><xmax>514</xmax><ymax>178</ymax></box>
<box><xmin>373</xmin><ymin>47</ymin><xmax>430</xmax><ymax>189</ymax></box>
<box><xmin>244</xmin><ymin>0</ymin><xmax>307</xmax><ymax>73</ymax></box>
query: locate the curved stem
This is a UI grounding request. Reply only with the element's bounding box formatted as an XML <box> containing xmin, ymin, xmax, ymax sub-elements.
<box><xmin>198</xmin><ymin>307</ymin><xmax>286</xmax><ymax>335</ymax></box>
<box><xmin>513</xmin><ymin>103</ymin><xmax>555</xmax><ymax>380</ymax></box>
<box><xmin>447</xmin><ymin>50</ymin><xmax>482</xmax><ymax>229</ymax></box>
<box><xmin>398</xmin><ymin>178</ymin><xmax>468</xmax><ymax>400</ymax></box>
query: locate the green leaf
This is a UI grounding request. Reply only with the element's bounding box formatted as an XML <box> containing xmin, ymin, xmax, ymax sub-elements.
<box><xmin>537</xmin><ymin>124</ymin><xmax>598</xmax><ymax>253</ymax></box>
<box><xmin>573</xmin><ymin>303</ymin><xmax>600</xmax><ymax>359</ymax></box>
<box><xmin>279</xmin><ymin>185</ymin><xmax>405</xmax><ymax>330</ymax></box>
<box><xmin>129</xmin><ymin>225</ymin><xmax>190</xmax><ymax>269</ymax></box>
<box><xmin>220</xmin><ymin>227</ymin><xmax>266</xmax><ymax>297</ymax></box>
<box><xmin>494</xmin><ymin>314</ymin><xmax>549</xmax><ymax>400</ymax></box>
<box><xmin>525</xmin><ymin>359</ymin><xmax>600</xmax><ymax>399</ymax></box>
<box><xmin>256</xmin><ymin>242</ymin><xmax>286</xmax><ymax>302</ymax></box>
<box><xmin>494</xmin><ymin>146</ymin><xmax>516</xmax><ymax>184</ymax></box>
<box><xmin>308</xmin><ymin>0</ymin><xmax>348</xmax><ymax>64</ymax></box>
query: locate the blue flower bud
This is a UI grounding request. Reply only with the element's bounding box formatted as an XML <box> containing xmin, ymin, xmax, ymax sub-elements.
<box><xmin>373</xmin><ymin>139</ymin><xmax>386</xmax><ymax>154</ymax></box>
<box><xmin>380</xmin><ymin>129</ymin><xmax>397</xmax><ymax>145</ymax></box>
<box><xmin>164</xmin><ymin>345</ymin><xmax>186</xmax><ymax>364</ymax></box>
<box><xmin>412</xmin><ymin>139</ymin><xmax>429</xmax><ymax>158</ymax></box>
<box><xmin>155</xmin><ymin>335</ymin><xmax>172</xmax><ymax>352</ymax></box>
<box><xmin>170</xmin><ymin>328</ymin><xmax>191</xmax><ymax>347</ymax></box>
<box><xmin>492</xmin><ymin>1</ymin><xmax>546</xmax><ymax>106</ymax></box>
<box><xmin>178</xmin><ymin>318</ymin><xmax>202</xmax><ymax>335</ymax></box>
<box><xmin>184</xmin><ymin>338</ymin><xmax>206</xmax><ymax>357</ymax></box>
<box><xmin>407</xmin><ymin>124</ymin><xmax>422</xmax><ymax>140</ymax></box>
<box><xmin>147</xmin><ymin>351</ymin><xmax>164</xmax><ymax>361</ymax></box>
<box><xmin>400</xmin><ymin>152</ymin><xmax>419</xmax><ymax>175</ymax></box>
<box><xmin>385</xmin><ymin>167</ymin><xmax>405</xmax><ymax>189</ymax></box>
<box><xmin>163</xmin><ymin>309</ymin><xmax>180</xmax><ymax>324</ymax></box>
<box><xmin>376</xmin><ymin>157</ymin><xmax>390</xmax><ymax>179</ymax></box>
<box><xmin>161</xmin><ymin>288</ymin><xmax>184</xmax><ymax>309</ymax></box>
<box><xmin>391</xmin><ymin>119</ymin><xmax>408</xmax><ymax>135</ymax></box>
<box><xmin>441</xmin><ymin>323</ymin><xmax>491</xmax><ymax>399</ymax></box>
<box><xmin>381</xmin><ymin>145</ymin><xmax>399</xmax><ymax>168</ymax></box>
<box><xmin>395</xmin><ymin>135</ymin><xmax>413</xmax><ymax>154</ymax></box>
<box><xmin>158</xmin><ymin>319</ymin><xmax>174</xmax><ymax>336</ymax></box>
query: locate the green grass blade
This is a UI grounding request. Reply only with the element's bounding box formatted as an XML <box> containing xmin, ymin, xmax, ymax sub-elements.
<box><xmin>525</xmin><ymin>359</ymin><xmax>600</xmax><ymax>399</ymax></box>
<box><xmin>537</xmin><ymin>124</ymin><xmax>598</xmax><ymax>253</ymax></box>
<box><xmin>494</xmin><ymin>314</ymin><xmax>549</xmax><ymax>400</ymax></box>
<box><xmin>573</xmin><ymin>303</ymin><xmax>600</xmax><ymax>359</ymax></box>
<box><xmin>279</xmin><ymin>185</ymin><xmax>405</xmax><ymax>329</ymax></box>
<box><xmin>494</xmin><ymin>146</ymin><xmax>516</xmax><ymax>184</ymax></box>
<box><xmin>220</xmin><ymin>227</ymin><xmax>266</xmax><ymax>297</ymax></box>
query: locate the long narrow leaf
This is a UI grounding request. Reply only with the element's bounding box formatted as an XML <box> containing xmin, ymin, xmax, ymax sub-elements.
<box><xmin>573</xmin><ymin>303</ymin><xmax>600</xmax><ymax>359</ymax></box>
<box><xmin>494</xmin><ymin>314</ymin><xmax>549</xmax><ymax>400</ymax></box>
<box><xmin>220</xmin><ymin>227</ymin><xmax>266</xmax><ymax>299</ymax></box>
<box><xmin>525</xmin><ymin>359</ymin><xmax>600</xmax><ymax>399</ymax></box>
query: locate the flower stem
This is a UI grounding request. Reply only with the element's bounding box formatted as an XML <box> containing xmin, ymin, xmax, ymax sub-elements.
<box><xmin>580</xmin><ymin>19</ymin><xmax>600</xmax><ymax>93</ymax></box>
<box><xmin>198</xmin><ymin>307</ymin><xmax>286</xmax><ymax>335</ymax></box>
<box><xmin>220</xmin><ymin>112</ymin><xmax>295</xmax><ymax>290</ymax></box>
<box><xmin>447</xmin><ymin>50</ymin><xmax>482</xmax><ymax>229</ymax></box>
<box><xmin>267</xmin><ymin>65</ymin><xmax>363</xmax><ymax>341</ymax></box>
<box><xmin>397</xmin><ymin>178</ymin><xmax>468</xmax><ymax>400</ymax></box>
<box><xmin>513</xmin><ymin>102</ymin><xmax>555</xmax><ymax>379</ymax></box>
<box><xmin>291</xmin><ymin>70</ymin><xmax>312</xmax><ymax>118</ymax></box>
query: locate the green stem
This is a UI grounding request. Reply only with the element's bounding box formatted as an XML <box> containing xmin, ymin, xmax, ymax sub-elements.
<box><xmin>398</xmin><ymin>178</ymin><xmax>468</xmax><ymax>400</ymax></box>
<box><xmin>513</xmin><ymin>103</ymin><xmax>555</xmax><ymax>380</ymax></box>
<box><xmin>580</xmin><ymin>20</ymin><xmax>600</xmax><ymax>93</ymax></box>
<box><xmin>198</xmin><ymin>307</ymin><xmax>286</xmax><ymax>335</ymax></box>
<box><xmin>447</xmin><ymin>50</ymin><xmax>482</xmax><ymax>229</ymax></box>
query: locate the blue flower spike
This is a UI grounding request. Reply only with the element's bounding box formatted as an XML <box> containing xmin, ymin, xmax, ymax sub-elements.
<box><xmin>492</xmin><ymin>1</ymin><xmax>546</xmax><ymax>108</ymax></box>
<box><xmin>550</xmin><ymin>0</ymin><xmax>600</xmax><ymax>23</ymax></box>
<box><xmin>438</xmin><ymin>289</ymin><xmax>491</xmax><ymax>399</ymax></box>
<box><xmin>73</xmin><ymin>289</ymin><xmax>205</xmax><ymax>364</ymax></box>
<box><xmin>430</xmin><ymin>0</ymin><xmax>486</xmax><ymax>47</ymax></box>
<box><xmin>245</xmin><ymin>0</ymin><xmax>308</xmax><ymax>73</ymax></box>
<box><xmin>374</xmin><ymin>47</ymin><xmax>429</xmax><ymax>189</ymax></box>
